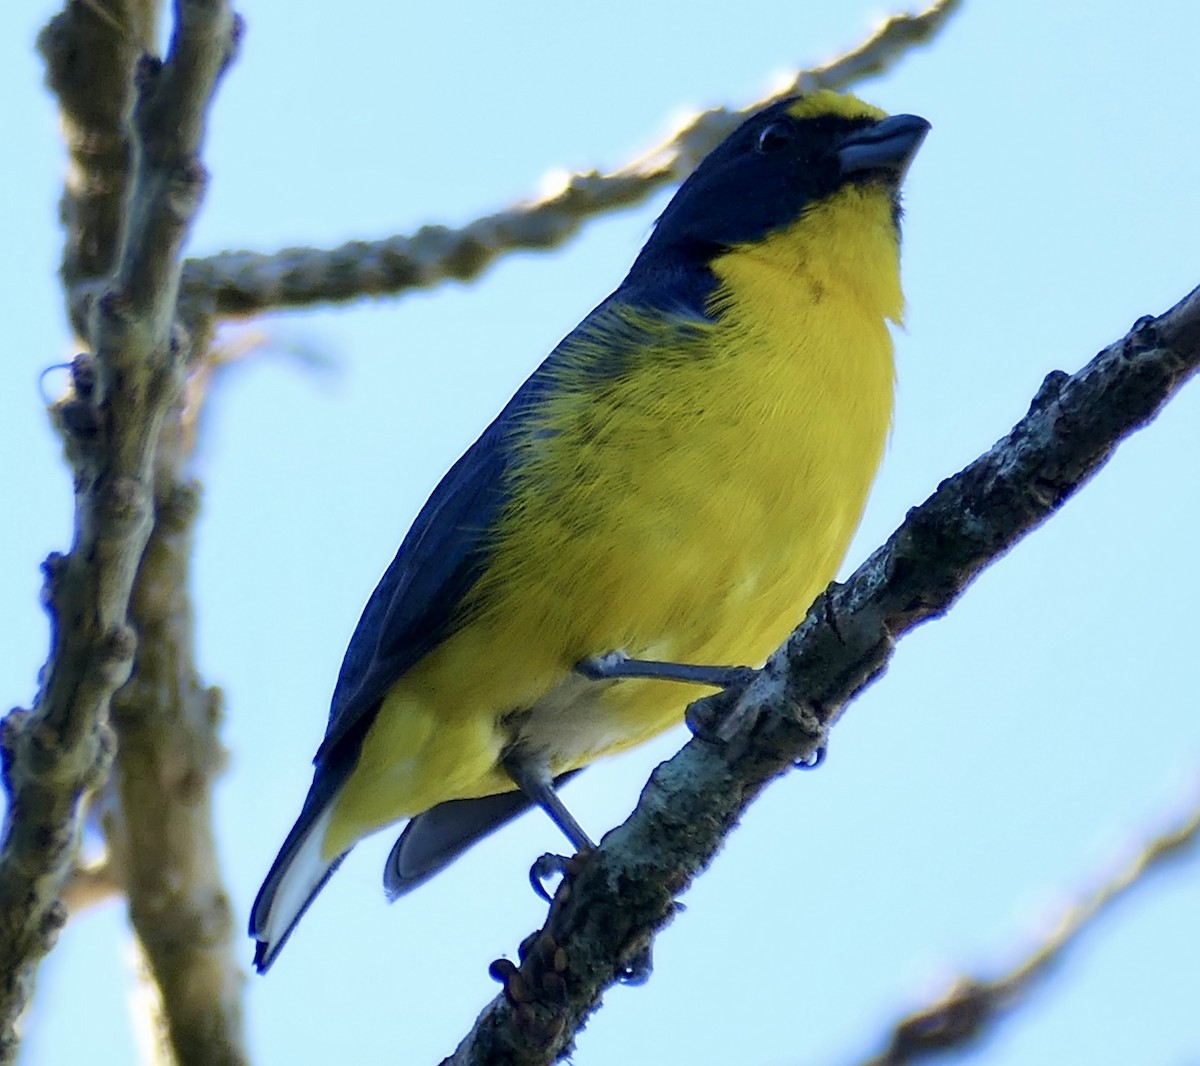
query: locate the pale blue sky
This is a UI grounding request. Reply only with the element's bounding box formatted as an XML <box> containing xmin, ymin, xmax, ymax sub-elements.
<box><xmin>2</xmin><ymin>2</ymin><xmax>1198</xmax><ymax>1064</ymax></box>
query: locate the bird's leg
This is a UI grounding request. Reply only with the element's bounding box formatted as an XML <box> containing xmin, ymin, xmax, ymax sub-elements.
<box><xmin>503</xmin><ymin>751</ymin><xmax>597</xmax><ymax>902</ymax></box>
<box><xmin>503</xmin><ymin>753</ymin><xmax>596</xmax><ymax>853</ymax></box>
<box><xmin>576</xmin><ymin>651</ymin><xmax>756</xmax><ymax>689</ymax></box>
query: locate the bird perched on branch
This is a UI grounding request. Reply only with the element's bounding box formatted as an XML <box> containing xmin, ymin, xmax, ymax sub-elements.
<box><xmin>251</xmin><ymin>90</ymin><xmax>929</xmax><ymax>972</ymax></box>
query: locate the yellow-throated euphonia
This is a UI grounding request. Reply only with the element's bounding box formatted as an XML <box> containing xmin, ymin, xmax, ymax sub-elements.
<box><xmin>251</xmin><ymin>90</ymin><xmax>929</xmax><ymax>971</ymax></box>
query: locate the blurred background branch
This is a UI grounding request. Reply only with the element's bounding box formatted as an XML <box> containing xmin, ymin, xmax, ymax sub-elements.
<box><xmin>856</xmin><ymin>780</ymin><xmax>1200</xmax><ymax>1065</ymax></box>
<box><xmin>177</xmin><ymin>0</ymin><xmax>962</xmax><ymax>318</ymax></box>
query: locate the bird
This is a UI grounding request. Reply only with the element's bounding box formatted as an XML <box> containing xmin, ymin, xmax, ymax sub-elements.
<box><xmin>251</xmin><ymin>90</ymin><xmax>929</xmax><ymax>972</ymax></box>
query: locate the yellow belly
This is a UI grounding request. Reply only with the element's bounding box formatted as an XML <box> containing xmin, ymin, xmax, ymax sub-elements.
<box><xmin>326</xmin><ymin>183</ymin><xmax>901</xmax><ymax>856</ymax></box>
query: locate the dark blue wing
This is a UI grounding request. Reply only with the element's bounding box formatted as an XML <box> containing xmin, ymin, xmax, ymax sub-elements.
<box><xmin>316</xmin><ymin>395</ymin><xmax>525</xmax><ymax>762</ymax></box>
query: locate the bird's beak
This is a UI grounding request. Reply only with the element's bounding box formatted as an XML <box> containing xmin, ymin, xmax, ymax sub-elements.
<box><xmin>837</xmin><ymin>114</ymin><xmax>931</xmax><ymax>179</ymax></box>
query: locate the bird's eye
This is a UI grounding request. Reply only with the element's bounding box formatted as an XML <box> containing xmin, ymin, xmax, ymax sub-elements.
<box><xmin>756</xmin><ymin>121</ymin><xmax>793</xmax><ymax>154</ymax></box>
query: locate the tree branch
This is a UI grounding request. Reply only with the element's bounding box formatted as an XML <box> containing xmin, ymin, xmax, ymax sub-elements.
<box><xmin>109</xmin><ymin>418</ymin><xmax>244</xmax><ymax>1066</ymax></box>
<box><xmin>0</xmin><ymin>2</ymin><xmax>240</xmax><ymax>1061</ymax></box>
<box><xmin>854</xmin><ymin>782</ymin><xmax>1200</xmax><ymax>1065</ymax></box>
<box><xmin>444</xmin><ymin>287</ymin><xmax>1200</xmax><ymax>1066</ymax></box>
<box><xmin>177</xmin><ymin>0</ymin><xmax>962</xmax><ymax>319</ymax></box>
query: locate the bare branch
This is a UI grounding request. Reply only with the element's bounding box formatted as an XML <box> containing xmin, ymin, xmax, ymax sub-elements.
<box><xmin>786</xmin><ymin>0</ymin><xmax>964</xmax><ymax>94</ymax></box>
<box><xmin>109</xmin><ymin>430</ymin><xmax>244</xmax><ymax>1066</ymax></box>
<box><xmin>0</xmin><ymin>1</ymin><xmax>240</xmax><ymax>1060</ymax></box>
<box><xmin>178</xmin><ymin>0</ymin><xmax>962</xmax><ymax>318</ymax></box>
<box><xmin>854</xmin><ymin>784</ymin><xmax>1200</xmax><ymax>1065</ymax></box>
<box><xmin>444</xmin><ymin>288</ymin><xmax>1200</xmax><ymax>1065</ymax></box>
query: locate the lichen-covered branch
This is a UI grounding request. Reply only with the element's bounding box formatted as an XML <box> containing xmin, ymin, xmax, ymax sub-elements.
<box><xmin>0</xmin><ymin>2</ymin><xmax>240</xmax><ymax>1061</ymax></box>
<box><xmin>444</xmin><ymin>287</ymin><xmax>1200</xmax><ymax>1066</ymax></box>
<box><xmin>854</xmin><ymin>784</ymin><xmax>1200</xmax><ymax>1065</ymax></box>
<box><xmin>178</xmin><ymin>0</ymin><xmax>962</xmax><ymax>319</ymax></box>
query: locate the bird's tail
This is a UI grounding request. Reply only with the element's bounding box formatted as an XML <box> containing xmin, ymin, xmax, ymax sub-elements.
<box><xmin>250</xmin><ymin>779</ymin><xmax>347</xmax><ymax>973</ymax></box>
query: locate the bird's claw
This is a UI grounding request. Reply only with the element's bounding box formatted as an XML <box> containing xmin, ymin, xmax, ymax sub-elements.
<box><xmin>618</xmin><ymin>943</ymin><xmax>654</xmax><ymax>985</ymax></box>
<box><xmin>794</xmin><ymin>744</ymin><xmax>827</xmax><ymax>770</ymax></box>
<box><xmin>529</xmin><ymin>851</ymin><xmax>587</xmax><ymax>903</ymax></box>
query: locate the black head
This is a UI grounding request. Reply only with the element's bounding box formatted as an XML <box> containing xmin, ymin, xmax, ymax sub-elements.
<box><xmin>630</xmin><ymin>91</ymin><xmax>930</xmax><ymax>277</ymax></box>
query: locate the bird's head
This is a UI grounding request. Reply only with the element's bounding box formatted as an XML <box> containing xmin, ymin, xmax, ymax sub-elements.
<box><xmin>635</xmin><ymin>91</ymin><xmax>930</xmax><ymax>268</ymax></box>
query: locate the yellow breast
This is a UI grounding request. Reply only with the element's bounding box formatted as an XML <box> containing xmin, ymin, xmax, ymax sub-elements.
<box><xmin>472</xmin><ymin>180</ymin><xmax>900</xmax><ymax>754</ymax></box>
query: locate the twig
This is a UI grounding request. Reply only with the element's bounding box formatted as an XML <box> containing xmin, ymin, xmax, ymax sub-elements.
<box><xmin>0</xmin><ymin>2</ymin><xmax>240</xmax><ymax>1062</ymax></box>
<box><xmin>855</xmin><ymin>785</ymin><xmax>1200</xmax><ymax>1065</ymax></box>
<box><xmin>177</xmin><ymin>0</ymin><xmax>962</xmax><ymax>318</ymax></box>
<box><xmin>61</xmin><ymin>857</ymin><xmax>123</xmax><ymax>913</ymax></box>
<box><xmin>443</xmin><ymin>288</ymin><xmax>1200</xmax><ymax>1066</ymax></box>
